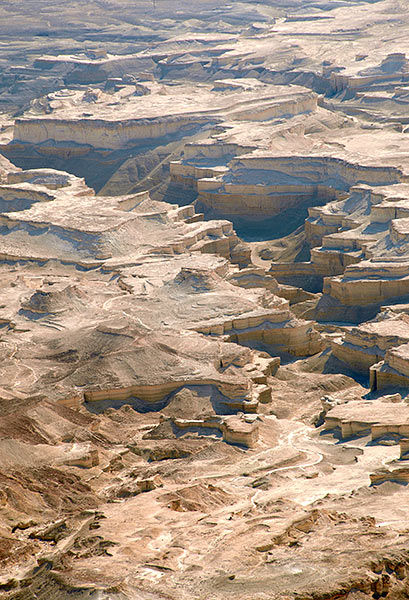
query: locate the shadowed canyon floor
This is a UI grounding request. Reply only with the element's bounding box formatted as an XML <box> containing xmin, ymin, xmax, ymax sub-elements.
<box><xmin>4</xmin><ymin>1</ymin><xmax>409</xmax><ymax>599</ymax></box>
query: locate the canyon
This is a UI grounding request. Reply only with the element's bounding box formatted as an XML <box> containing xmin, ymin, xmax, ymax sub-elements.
<box><xmin>2</xmin><ymin>1</ymin><xmax>409</xmax><ymax>599</ymax></box>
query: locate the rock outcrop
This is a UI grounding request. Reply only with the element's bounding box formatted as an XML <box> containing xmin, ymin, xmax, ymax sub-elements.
<box><xmin>9</xmin><ymin>83</ymin><xmax>316</xmax><ymax>151</ymax></box>
<box><xmin>332</xmin><ymin>312</ymin><xmax>409</xmax><ymax>374</ymax></box>
<box><xmin>324</xmin><ymin>397</ymin><xmax>409</xmax><ymax>440</ymax></box>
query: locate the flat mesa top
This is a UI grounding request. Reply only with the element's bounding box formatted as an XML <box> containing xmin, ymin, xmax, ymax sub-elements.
<box><xmin>357</xmin><ymin>317</ymin><xmax>409</xmax><ymax>337</ymax></box>
<box><xmin>327</xmin><ymin>400</ymin><xmax>409</xmax><ymax>425</ymax></box>
<box><xmin>389</xmin><ymin>342</ymin><xmax>409</xmax><ymax>359</ymax></box>
<box><xmin>36</xmin><ymin>52</ymin><xmax>121</xmax><ymax>65</ymax></box>
<box><xmin>16</xmin><ymin>81</ymin><xmax>314</xmax><ymax>123</ymax></box>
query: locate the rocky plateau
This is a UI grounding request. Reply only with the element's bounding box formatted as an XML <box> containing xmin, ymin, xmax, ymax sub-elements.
<box><xmin>3</xmin><ymin>1</ymin><xmax>409</xmax><ymax>599</ymax></box>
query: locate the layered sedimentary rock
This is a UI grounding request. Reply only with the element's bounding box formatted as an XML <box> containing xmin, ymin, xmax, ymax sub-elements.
<box><xmin>9</xmin><ymin>82</ymin><xmax>316</xmax><ymax>151</ymax></box>
<box><xmin>5</xmin><ymin>2</ymin><xmax>409</xmax><ymax>599</ymax></box>
<box><xmin>286</xmin><ymin>178</ymin><xmax>409</xmax><ymax>314</ymax></box>
<box><xmin>1</xmin><ymin>81</ymin><xmax>320</xmax><ymax>194</ymax></box>
<box><xmin>166</xmin><ymin>104</ymin><xmax>409</xmax><ymax>313</ymax></box>
<box><xmin>332</xmin><ymin>313</ymin><xmax>409</xmax><ymax>374</ymax></box>
<box><xmin>370</xmin><ymin>343</ymin><xmax>409</xmax><ymax>392</ymax></box>
<box><xmin>170</xmin><ymin>413</ymin><xmax>260</xmax><ymax>447</ymax></box>
<box><xmin>0</xmin><ymin>174</ymin><xmax>244</xmax><ymax>267</ymax></box>
<box><xmin>0</xmin><ymin>167</ymin><xmax>323</xmax><ymax>413</ymax></box>
<box><xmin>331</xmin><ymin>53</ymin><xmax>409</xmax><ymax>94</ymax></box>
<box><xmin>324</xmin><ymin>397</ymin><xmax>409</xmax><ymax>440</ymax></box>
<box><xmin>163</xmin><ymin>91</ymin><xmax>409</xmax><ymax>311</ymax></box>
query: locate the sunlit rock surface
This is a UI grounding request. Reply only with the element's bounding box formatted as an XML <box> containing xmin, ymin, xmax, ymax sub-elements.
<box><xmin>3</xmin><ymin>1</ymin><xmax>409</xmax><ymax>599</ymax></box>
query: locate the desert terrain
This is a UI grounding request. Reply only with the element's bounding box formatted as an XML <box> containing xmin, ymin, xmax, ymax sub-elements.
<box><xmin>2</xmin><ymin>1</ymin><xmax>409</xmax><ymax>599</ymax></box>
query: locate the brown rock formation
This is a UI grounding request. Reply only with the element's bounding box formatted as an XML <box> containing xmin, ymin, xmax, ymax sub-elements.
<box><xmin>3</xmin><ymin>1</ymin><xmax>409</xmax><ymax>599</ymax></box>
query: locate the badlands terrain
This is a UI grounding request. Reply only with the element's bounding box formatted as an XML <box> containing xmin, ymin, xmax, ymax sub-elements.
<box><xmin>4</xmin><ymin>0</ymin><xmax>409</xmax><ymax>599</ymax></box>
